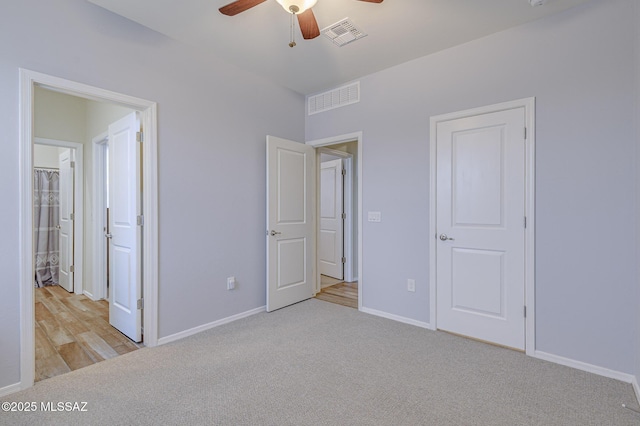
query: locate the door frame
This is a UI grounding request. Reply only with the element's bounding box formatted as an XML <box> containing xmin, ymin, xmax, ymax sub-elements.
<box><xmin>34</xmin><ymin>138</ymin><xmax>84</xmax><ymax>295</ymax></box>
<box><xmin>19</xmin><ymin>69</ymin><xmax>159</xmax><ymax>390</ymax></box>
<box><xmin>91</xmin><ymin>132</ymin><xmax>109</xmax><ymax>301</ymax></box>
<box><xmin>428</xmin><ymin>98</ymin><xmax>536</xmax><ymax>355</ymax></box>
<box><xmin>307</xmin><ymin>132</ymin><xmax>362</xmax><ymax>310</ymax></box>
<box><xmin>318</xmin><ymin>148</ymin><xmax>356</xmax><ymax>283</ymax></box>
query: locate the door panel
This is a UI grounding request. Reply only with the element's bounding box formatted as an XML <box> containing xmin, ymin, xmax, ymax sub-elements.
<box><xmin>319</xmin><ymin>159</ymin><xmax>344</xmax><ymax>280</ymax></box>
<box><xmin>266</xmin><ymin>136</ymin><xmax>315</xmax><ymax>312</ymax></box>
<box><xmin>58</xmin><ymin>149</ymin><xmax>74</xmax><ymax>293</ymax></box>
<box><xmin>436</xmin><ymin>107</ymin><xmax>525</xmax><ymax>350</ymax></box>
<box><xmin>108</xmin><ymin>112</ymin><xmax>142</xmax><ymax>342</ymax></box>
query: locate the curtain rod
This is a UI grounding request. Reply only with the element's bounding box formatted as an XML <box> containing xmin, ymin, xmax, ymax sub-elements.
<box><xmin>34</xmin><ymin>167</ymin><xmax>59</xmax><ymax>171</ymax></box>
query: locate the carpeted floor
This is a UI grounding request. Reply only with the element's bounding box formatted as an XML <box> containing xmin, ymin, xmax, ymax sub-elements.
<box><xmin>2</xmin><ymin>299</ymin><xmax>639</xmax><ymax>425</ymax></box>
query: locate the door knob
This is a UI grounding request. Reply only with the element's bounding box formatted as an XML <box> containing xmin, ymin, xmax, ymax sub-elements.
<box><xmin>439</xmin><ymin>233</ymin><xmax>454</xmax><ymax>241</ymax></box>
<box><xmin>55</xmin><ymin>225</ymin><xmax>61</xmax><ymax>230</ymax></box>
<box><xmin>105</xmin><ymin>232</ymin><xmax>113</xmax><ymax>239</ymax></box>
<box><xmin>270</xmin><ymin>230</ymin><xmax>281</xmax><ymax>236</ymax></box>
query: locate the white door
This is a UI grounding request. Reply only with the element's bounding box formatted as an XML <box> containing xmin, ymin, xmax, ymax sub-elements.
<box><xmin>266</xmin><ymin>135</ymin><xmax>316</xmax><ymax>312</ymax></box>
<box><xmin>108</xmin><ymin>112</ymin><xmax>142</xmax><ymax>342</ymax></box>
<box><xmin>436</xmin><ymin>107</ymin><xmax>526</xmax><ymax>350</ymax></box>
<box><xmin>319</xmin><ymin>159</ymin><xmax>344</xmax><ymax>280</ymax></box>
<box><xmin>58</xmin><ymin>149</ymin><xmax>74</xmax><ymax>293</ymax></box>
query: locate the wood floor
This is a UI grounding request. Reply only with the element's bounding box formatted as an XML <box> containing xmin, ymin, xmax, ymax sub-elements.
<box><xmin>35</xmin><ymin>285</ymin><xmax>141</xmax><ymax>382</ymax></box>
<box><xmin>315</xmin><ymin>275</ymin><xmax>358</xmax><ymax>309</ymax></box>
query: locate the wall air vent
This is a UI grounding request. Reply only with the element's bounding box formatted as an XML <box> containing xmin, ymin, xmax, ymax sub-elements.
<box><xmin>321</xmin><ymin>18</ymin><xmax>367</xmax><ymax>47</ymax></box>
<box><xmin>307</xmin><ymin>82</ymin><xmax>360</xmax><ymax>116</ymax></box>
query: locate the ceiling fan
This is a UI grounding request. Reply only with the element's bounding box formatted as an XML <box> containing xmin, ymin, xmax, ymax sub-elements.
<box><xmin>219</xmin><ymin>0</ymin><xmax>383</xmax><ymax>46</ymax></box>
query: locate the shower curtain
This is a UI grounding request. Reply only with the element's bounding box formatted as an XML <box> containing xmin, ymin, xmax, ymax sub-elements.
<box><xmin>34</xmin><ymin>169</ymin><xmax>60</xmax><ymax>287</ymax></box>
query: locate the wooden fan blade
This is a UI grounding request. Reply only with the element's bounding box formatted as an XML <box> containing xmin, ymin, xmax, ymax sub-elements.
<box><xmin>219</xmin><ymin>0</ymin><xmax>267</xmax><ymax>16</ymax></box>
<box><xmin>357</xmin><ymin>0</ymin><xmax>384</xmax><ymax>3</ymax></box>
<box><xmin>297</xmin><ymin>9</ymin><xmax>320</xmax><ymax>40</ymax></box>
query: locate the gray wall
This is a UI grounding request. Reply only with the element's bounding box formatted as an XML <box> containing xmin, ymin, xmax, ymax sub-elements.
<box><xmin>306</xmin><ymin>0</ymin><xmax>639</xmax><ymax>375</ymax></box>
<box><xmin>0</xmin><ymin>0</ymin><xmax>304</xmax><ymax>389</ymax></box>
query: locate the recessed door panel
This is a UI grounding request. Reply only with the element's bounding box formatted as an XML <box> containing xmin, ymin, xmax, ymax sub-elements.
<box><xmin>451</xmin><ymin>248</ymin><xmax>504</xmax><ymax>318</ymax></box>
<box><xmin>277</xmin><ymin>149</ymin><xmax>306</xmax><ymax>224</ymax></box>
<box><xmin>277</xmin><ymin>238</ymin><xmax>306</xmax><ymax>289</ymax></box>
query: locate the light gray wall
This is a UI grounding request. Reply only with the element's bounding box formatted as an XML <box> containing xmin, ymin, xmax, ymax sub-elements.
<box><xmin>0</xmin><ymin>0</ymin><xmax>304</xmax><ymax>389</ymax></box>
<box><xmin>306</xmin><ymin>0</ymin><xmax>638</xmax><ymax>374</ymax></box>
<box><xmin>33</xmin><ymin>145</ymin><xmax>62</xmax><ymax>169</ymax></box>
<box><xmin>634</xmin><ymin>0</ymin><xmax>640</xmax><ymax>390</ymax></box>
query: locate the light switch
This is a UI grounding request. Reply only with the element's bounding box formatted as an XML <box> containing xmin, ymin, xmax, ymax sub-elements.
<box><xmin>368</xmin><ymin>211</ymin><xmax>381</xmax><ymax>222</ymax></box>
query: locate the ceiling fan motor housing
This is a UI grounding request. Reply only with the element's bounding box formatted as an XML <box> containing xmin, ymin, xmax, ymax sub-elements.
<box><xmin>276</xmin><ymin>0</ymin><xmax>317</xmax><ymax>14</ymax></box>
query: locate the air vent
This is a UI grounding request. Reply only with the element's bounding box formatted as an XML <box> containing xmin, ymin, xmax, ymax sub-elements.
<box><xmin>308</xmin><ymin>82</ymin><xmax>360</xmax><ymax>115</ymax></box>
<box><xmin>321</xmin><ymin>18</ymin><xmax>367</xmax><ymax>47</ymax></box>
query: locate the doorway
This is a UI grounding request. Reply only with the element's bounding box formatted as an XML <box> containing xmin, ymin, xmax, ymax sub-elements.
<box><xmin>428</xmin><ymin>98</ymin><xmax>535</xmax><ymax>354</ymax></box>
<box><xmin>19</xmin><ymin>69</ymin><xmax>159</xmax><ymax>390</ymax></box>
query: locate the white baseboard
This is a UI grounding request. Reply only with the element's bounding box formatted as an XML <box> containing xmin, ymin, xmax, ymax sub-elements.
<box><xmin>157</xmin><ymin>306</ymin><xmax>266</xmax><ymax>346</ymax></box>
<box><xmin>633</xmin><ymin>376</ymin><xmax>640</xmax><ymax>407</ymax></box>
<box><xmin>83</xmin><ymin>290</ymin><xmax>97</xmax><ymax>301</ymax></box>
<box><xmin>0</xmin><ymin>382</ymin><xmax>22</xmax><ymax>398</ymax></box>
<box><xmin>360</xmin><ymin>306</ymin><xmax>432</xmax><ymax>329</ymax></box>
<box><xmin>534</xmin><ymin>350</ymin><xmax>634</xmax><ymax>384</ymax></box>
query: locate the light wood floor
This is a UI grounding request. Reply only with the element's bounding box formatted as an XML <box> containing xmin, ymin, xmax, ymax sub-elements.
<box><xmin>315</xmin><ymin>275</ymin><xmax>358</xmax><ymax>309</ymax></box>
<box><xmin>35</xmin><ymin>285</ymin><xmax>142</xmax><ymax>382</ymax></box>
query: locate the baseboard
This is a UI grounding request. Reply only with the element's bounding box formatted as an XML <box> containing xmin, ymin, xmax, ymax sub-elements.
<box><xmin>633</xmin><ymin>376</ymin><xmax>640</xmax><ymax>407</ymax></box>
<box><xmin>157</xmin><ymin>306</ymin><xmax>266</xmax><ymax>346</ymax></box>
<box><xmin>83</xmin><ymin>290</ymin><xmax>97</xmax><ymax>301</ymax></box>
<box><xmin>0</xmin><ymin>382</ymin><xmax>22</xmax><ymax>397</ymax></box>
<box><xmin>360</xmin><ymin>306</ymin><xmax>431</xmax><ymax>329</ymax></box>
<box><xmin>534</xmin><ymin>350</ymin><xmax>634</xmax><ymax>384</ymax></box>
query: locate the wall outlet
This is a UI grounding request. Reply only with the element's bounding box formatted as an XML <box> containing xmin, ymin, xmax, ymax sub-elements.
<box><xmin>227</xmin><ymin>276</ymin><xmax>236</xmax><ymax>290</ymax></box>
<box><xmin>407</xmin><ymin>279</ymin><xmax>416</xmax><ymax>292</ymax></box>
<box><xmin>368</xmin><ymin>211</ymin><xmax>381</xmax><ymax>222</ymax></box>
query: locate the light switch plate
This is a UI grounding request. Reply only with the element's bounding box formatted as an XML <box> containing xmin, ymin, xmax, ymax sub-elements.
<box><xmin>368</xmin><ymin>211</ymin><xmax>381</xmax><ymax>222</ymax></box>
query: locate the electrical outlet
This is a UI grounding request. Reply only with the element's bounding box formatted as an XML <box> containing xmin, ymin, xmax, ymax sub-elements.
<box><xmin>368</xmin><ymin>211</ymin><xmax>381</xmax><ymax>222</ymax></box>
<box><xmin>227</xmin><ymin>276</ymin><xmax>236</xmax><ymax>290</ymax></box>
<box><xmin>407</xmin><ymin>279</ymin><xmax>416</xmax><ymax>292</ymax></box>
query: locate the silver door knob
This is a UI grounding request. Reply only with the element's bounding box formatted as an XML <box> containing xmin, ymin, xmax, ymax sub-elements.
<box><xmin>55</xmin><ymin>225</ymin><xmax>61</xmax><ymax>230</ymax></box>
<box><xmin>105</xmin><ymin>232</ymin><xmax>113</xmax><ymax>239</ymax></box>
<box><xmin>439</xmin><ymin>233</ymin><xmax>454</xmax><ymax>241</ymax></box>
<box><xmin>270</xmin><ymin>230</ymin><xmax>281</xmax><ymax>236</ymax></box>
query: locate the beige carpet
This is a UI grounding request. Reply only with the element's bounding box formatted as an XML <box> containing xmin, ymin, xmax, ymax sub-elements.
<box><xmin>2</xmin><ymin>299</ymin><xmax>639</xmax><ymax>425</ymax></box>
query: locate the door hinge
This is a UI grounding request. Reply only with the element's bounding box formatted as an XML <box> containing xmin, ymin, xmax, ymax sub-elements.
<box><xmin>342</xmin><ymin>169</ymin><xmax>346</xmax><ymax>176</ymax></box>
<box><xmin>136</xmin><ymin>131</ymin><xmax>143</xmax><ymax>143</ymax></box>
<box><xmin>524</xmin><ymin>216</ymin><xmax>527</xmax><ymax>228</ymax></box>
<box><xmin>137</xmin><ymin>215</ymin><xmax>144</xmax><ymax>226</ymax></box>
<box><xmin>524</xmin><ymin>306</ymin><xmax>527</xmax><ymax>318</ymax></box>
<box><xmin>70</xmin><ymin>213</ymin><xmax>75</xmax><ymax>221</ymax></box>
<box><xmin>70</xmin><ymin>161</ymin><xmax>75</xmax><ymax>168</ymax></box>
<box><xmin>69</xmin><ymin>265</ymin><xmax>74</xmax><ymax>273</ymax></box>
<box><xmin>342</xmin><ymin>213</ymin><xmax>346</xmax><ymax>219</ymax></box>
<box><xmin>137</xmin><ymin>298</ymin><xmax>143</xmax><ymax>310</ymax></box>
<box><xmin>524</xmin><ymin>127</ymin><xmax>527</xmax><ymax>140</ymax></box>
<box><xmin>342</xmin><ymin>257</ymin><xmax>346</xmax><ymax>264</ymax></box>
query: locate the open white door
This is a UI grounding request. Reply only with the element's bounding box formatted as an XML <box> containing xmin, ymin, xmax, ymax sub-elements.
<box><xmin>58</xmin><ymin>149</ymin><xmax>74</xmax><ymax>293</ymax></box>
<box><xmin>436</xmin><ymin>107</ymin><xmax>526</xmax><ymax>350</ymax></box>
<box><xmin>319</xmin><ymin>158</ymin><xmax>344</xmax><ymax>280</ymax></box>
<box><xmin>266</xmin><ymin>136</ymin><xmax>316</xmax><ymax>312</ymax></box>
<box><xmin>108</xmin><ymin>112</ymin><xmax>142</xmax><ymax>342</ymax></box>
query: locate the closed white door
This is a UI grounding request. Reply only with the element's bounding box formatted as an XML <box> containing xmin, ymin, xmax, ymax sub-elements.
<box><xmin>58</xmin><ymin>149</ymin><xmax>74</xmax><ymax>293</ymax></box>
<box><xmin>436</xmin><ymin>107</ymin><xmax>526</xmax><ymax>350</ymax></box>
<box><xmin>266</xmin><ymin>135</ymin><xmax>316</xmax><ymax>312</ymax></box>
<box><xmin>319</xmin><ymin>159</ymin><xmax>344</xmax><ymax>280</ymax></box>
<box><xmin>108</xmin><ymin>112</ymin><xmax>142</xmax><ymax>342</ymax></box>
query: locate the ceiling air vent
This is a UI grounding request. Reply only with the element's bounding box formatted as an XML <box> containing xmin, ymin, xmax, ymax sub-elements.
<box><xmin>322</xmin><ymin>18</ymin><xmax>367</xmax><ymax>47</ymax></box>
<box><xmin>308</xmin><ymin>82</ymin><xmax>360</xmax><ymax>115</ymax></box>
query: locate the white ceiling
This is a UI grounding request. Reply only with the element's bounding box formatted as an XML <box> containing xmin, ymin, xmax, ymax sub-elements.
<box><xmin>87</xmin><ymin>0</ymin><xmax>590</xmax><ymax>95</ymax></box>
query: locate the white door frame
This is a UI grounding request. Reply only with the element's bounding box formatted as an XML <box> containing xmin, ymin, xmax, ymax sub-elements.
<box><xmin>19</xmin><ymin>69</ymin><xmax>159</xmax><ymax>390</ymax></box>
<box><xmin>34</xmin><ymin>138</ymin><xmax>84</xmax><ymax>296</ymax></box>
<box><xmin>307</xmin><ymin>132</ymin><xmax>362</xmax><ymax>310</ymax></box>
<box><xmin>428</xmin><ymin>98</ymin><xmax>536</xmax><ymax>356</ymax></box>
<box><xmin>92</xmin><ymin>132</ymin><xmax>109</xmax><ymax>301</ymax></box>
<box><xmin>318</xmin><ymin>147</ymin><xmax>356</xmax><ymax>283</ymax></box>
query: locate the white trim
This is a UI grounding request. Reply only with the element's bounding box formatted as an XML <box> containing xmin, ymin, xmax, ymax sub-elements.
<box><xmin>633</xmin><ymin>376</ymin><xmax>640</xmax><ymax>407</ymax></box>
<box><xmin>360</xmin><ymin>307</ymin><xmax>431</xmax><ymax>329</ymax></box>
<box><xmin>157</xmin><ymin>306</ymin><xmax>266</xmax><ymax>345</ymax></box>
<box><xmin>0</xmin><ymin>382</ymin><xmax>22</xmax><ymax>398</ymax></box>
<box><xmin>34</xmin><ymin>138</ymin><xmax>84</xmax><ymax>296</ymax></box>
<box><xmin>19</xmin><ymin>69</ymin><xmax>159</xmax><ymax>392</ymax></box>
<box><xmin>307</xmin><ymin>132</ymin><xmax>363</xmax><ymax>310</ymax></box>
<box><xmin>318</xmin><ymin>147</ymin><xmax>356</xmax><ymax>283</ymax></box>
<box><xmin>534</xmin><ymin>350</ymin><xmax>635</xmax><ymax>384</ymax></box>
<box><xmin>428</xmin><ymin>98</ymin><xmax>536</xmax><ymax>353</ymax></box>
<box><xmin>92</xmin><ymin>132</ymin><xmax>108</xmax><ymax>301</ymax></box>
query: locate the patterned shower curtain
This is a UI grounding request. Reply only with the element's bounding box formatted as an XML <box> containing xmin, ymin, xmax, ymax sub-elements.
<box><xmin>34</xmin><ymin>169</ymin><xmax>60</xmax><ymax>287</ymax></box>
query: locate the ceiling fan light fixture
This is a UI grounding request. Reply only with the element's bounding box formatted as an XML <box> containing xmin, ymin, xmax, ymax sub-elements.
<box><xmin>276</xmin><ymin>0</ymin><xmax>317</xmax><ymax>14</ymax></box>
